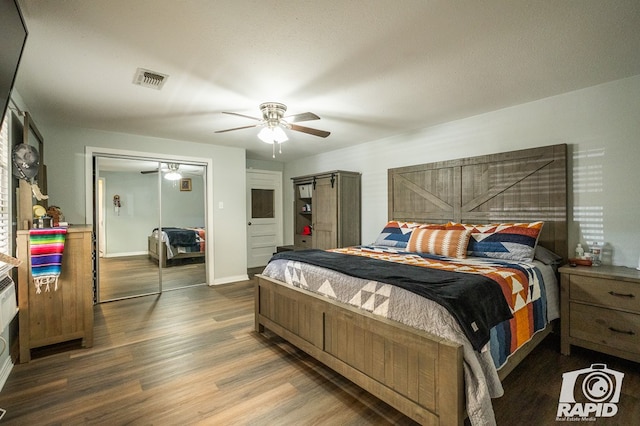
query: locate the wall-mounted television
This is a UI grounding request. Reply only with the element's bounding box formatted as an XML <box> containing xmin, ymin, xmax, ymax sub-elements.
<box><xmin>0</xmin><ymin>0</ymin><xmax>28</xmax><ymax>125</ymax></box>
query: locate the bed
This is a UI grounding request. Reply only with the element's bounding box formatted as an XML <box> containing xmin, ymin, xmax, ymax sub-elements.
<box><xmin>255</xmin><ymin>144</ymin><xmax>567</xmax><ymax>425</ymax></box>
<box><xmin>148</xmin><ymin>227</ymin><xmax>205</xmax><ymax>267</ymax></box>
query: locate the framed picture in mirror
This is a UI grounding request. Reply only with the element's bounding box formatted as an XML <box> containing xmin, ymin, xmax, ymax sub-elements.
<box><xmin>180</xmin><ymin>178</ymin><xmax>192</xmax><ymax>191</ymax></box>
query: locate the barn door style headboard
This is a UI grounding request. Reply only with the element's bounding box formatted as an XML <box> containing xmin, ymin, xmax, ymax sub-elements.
<box><xmin>388</xmin><ymin>144</ymin><xmax>568</xmax><ymax>258</ymax></box>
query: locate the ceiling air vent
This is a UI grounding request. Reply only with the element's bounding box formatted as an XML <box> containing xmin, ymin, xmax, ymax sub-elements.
<box><xmin>133</xmin><ymin>68</ymin><xmax>169</xmax><ymax>90</ymax></box>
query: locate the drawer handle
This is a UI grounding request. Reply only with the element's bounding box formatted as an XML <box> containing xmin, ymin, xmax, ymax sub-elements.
<box><xmin>608</xmin><ymin>291</ymin><xmax>635</xmax><ymax>298</ymax></box>
<box><xmin>608</xmin><ymin>327</ymin><xmax>635</xmax><ymax>336</ymax></box>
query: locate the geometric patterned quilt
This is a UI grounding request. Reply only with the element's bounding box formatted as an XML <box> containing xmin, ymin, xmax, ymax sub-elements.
<box><xmin>330</xmin><ymin>245</ymin><xmax>548</xmax><ymax>359</ymax></box>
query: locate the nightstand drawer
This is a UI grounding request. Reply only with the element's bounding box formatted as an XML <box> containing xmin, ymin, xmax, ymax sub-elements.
<box><xmin>570</xmin><ymin>275</ymin><xmax>640</xmax><ymax>313</ymax></box>
<box><xmin>570</xmin><ymin>302</ymin><xmax>640</xmax><ymax>354</ymax></box>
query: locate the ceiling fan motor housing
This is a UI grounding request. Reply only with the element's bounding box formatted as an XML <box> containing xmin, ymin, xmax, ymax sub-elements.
<box><xmin>260</xmin><ymin>102</ymin><xmax>287</xmax><ymax>128</ymax></box>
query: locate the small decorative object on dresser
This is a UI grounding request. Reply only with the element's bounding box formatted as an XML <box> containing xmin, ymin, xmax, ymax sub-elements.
<box><xmin>559</xmin><ymin>265</ymin><xmax>640</xmax><ymax>363</ymax></box>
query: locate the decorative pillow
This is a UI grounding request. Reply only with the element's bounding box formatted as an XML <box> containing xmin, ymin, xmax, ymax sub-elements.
<box><xmin>407</xmin><ymin>228</ymin><xmax>471</xmax><ymax>258</ymax></box>
<box><xmin>445</xmin><ymin>221</ymin><xmax>544</xmax><ymax>262</ymax></box>
<box><xmin>534</xmin><ymin>245</ymin><xmax>563</xmax><ymax>265</ymax></box>
<box><xmin>374</xmin><ymin>221</ymin><xmax>445</xmax><ymax>248</ymax></box>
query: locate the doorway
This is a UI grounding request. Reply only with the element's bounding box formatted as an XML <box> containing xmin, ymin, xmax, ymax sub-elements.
<box><xmin>91</xmin><ymin>153</ymin><xmax>210</xmax><ymax>302</ymax></box>
<box><xmin>246</xmin><ymin>170</ymin><xmax>283</xmax><ymax>268</ymax></box>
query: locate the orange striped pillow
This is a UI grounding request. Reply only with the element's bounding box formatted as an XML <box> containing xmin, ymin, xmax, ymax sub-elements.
<box><xmin>407</xmin><ymin>228</ymin><xmax>472</xmax><ymax>258</ymax></box>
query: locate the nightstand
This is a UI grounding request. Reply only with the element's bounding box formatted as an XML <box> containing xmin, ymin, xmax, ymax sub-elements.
<box><xmin>559</xmin><ymin>265</ymin><xmax>640</xmax><ymax>363</ymax></box>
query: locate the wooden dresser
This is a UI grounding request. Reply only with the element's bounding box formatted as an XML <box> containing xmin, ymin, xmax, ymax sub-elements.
<box><xmin>559</xmin><ymin>265</ymin><xmax>640</xmax><ymax>363</ymax></box>
<box><xmin>17</xmin><ymin>226</ymin><xmax>94</xmax><ymax>362</ymax></box>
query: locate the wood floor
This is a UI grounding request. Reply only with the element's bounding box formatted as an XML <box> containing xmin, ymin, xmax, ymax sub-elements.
<box><xmin>98</xmin><ymin>255</ymin><xmax>206</xmax><ymax>301</ymax></box>
<box><xmin>1</xmin><ymin>277</ymin><xmax>638</xmax><ymax>425</ymax></box>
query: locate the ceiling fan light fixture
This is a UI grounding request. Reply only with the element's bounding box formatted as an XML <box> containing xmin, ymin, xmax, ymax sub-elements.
<box><xmin>164</xmin><ymin>171</ymin><xmax>182</xmax><ymax>180</ymax></box>
<box><xmin>164</xmin><ymin>163</ymin><xmax>182</xmax><ymax>180</ymax></box>
<box><xmin>273</xmin><ymin>126</ymin><xmax>288</xmax><ymax>143</ymax></box>
<box><xmin>258</xmin><ymin>126</ymin><xmax>288</xmax><ymax>144</ymax></box>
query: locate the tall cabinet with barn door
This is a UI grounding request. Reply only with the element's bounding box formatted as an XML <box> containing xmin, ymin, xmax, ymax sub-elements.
<box><xmin>292</xmin><ymin>171</ymin><xmax>361</xmax><ymax>250</ymax></box>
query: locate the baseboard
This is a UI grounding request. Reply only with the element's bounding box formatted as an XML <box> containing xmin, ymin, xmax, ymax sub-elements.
<box><xmin>211</xmin><ymin>274</ymin><xmax>249</xmax><ymax>285</ymax></box>
<box><xmin>104</xmin><ymin>251</ymin><xmax>148</xmax><ymax>258</ymax></box>
<box><xmin>0</xmin><ymin>355</ymin><xmax>13</xmax><ymax>391</ymax></box>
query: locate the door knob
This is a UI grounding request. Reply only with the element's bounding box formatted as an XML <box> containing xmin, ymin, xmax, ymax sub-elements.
<box><xmin>248</xmin><ymin>222</ymin><xmax>252</xmax><ymax>226</ymax></box>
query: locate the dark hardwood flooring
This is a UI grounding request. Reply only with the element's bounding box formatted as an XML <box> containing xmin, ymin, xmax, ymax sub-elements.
<box><xmin>0</xmin><ymin>278</ymin><xmax>638</xmax><ymax>425</ymax></box>
<box><xmin>98</xmin><ymin>255</ymin><xmax>206</xmax><ymax>301</ymax></box>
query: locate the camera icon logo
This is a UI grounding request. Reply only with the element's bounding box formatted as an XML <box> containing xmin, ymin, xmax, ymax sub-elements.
<box><xmin>557</xmin><ymin>363</ymin><xmax>624</xmax><ymax>419</ymax></box>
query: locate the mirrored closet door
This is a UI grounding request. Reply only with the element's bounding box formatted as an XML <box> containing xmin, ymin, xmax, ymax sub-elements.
<box><xmin>94</xmin><ymin>156</ymin><xmax>207</xmax><ymax>302</ymax></box>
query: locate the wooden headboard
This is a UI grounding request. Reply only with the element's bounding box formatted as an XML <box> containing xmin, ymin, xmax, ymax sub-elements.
<box><xmin>388</xmin><ymin>144</ymin><xmax>568</xmax><ymax>259</ymax></box>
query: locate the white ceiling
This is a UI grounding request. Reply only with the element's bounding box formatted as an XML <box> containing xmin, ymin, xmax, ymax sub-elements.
<box><xmin>14</xmin><ymin>0</ymin><xmax>640</xmax><ymax>163</ymax></box>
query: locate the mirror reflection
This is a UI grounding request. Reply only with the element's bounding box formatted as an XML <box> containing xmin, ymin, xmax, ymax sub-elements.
<box><xmin>96</xmin><ymin>157</ymin><xmax>206</xmax><ymax>301</ymax></box>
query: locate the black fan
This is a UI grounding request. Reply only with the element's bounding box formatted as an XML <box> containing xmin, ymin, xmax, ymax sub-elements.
<box><xmin>214</xmin><ymin>102</ymin><xmax>330</xmax><ymax>138</ymax></box>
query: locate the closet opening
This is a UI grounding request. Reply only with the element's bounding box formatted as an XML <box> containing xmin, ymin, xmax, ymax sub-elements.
<box><xmin>91</xmin><ymin>154</ymin><xmax>209</xmax><ymax>302</ymax></box>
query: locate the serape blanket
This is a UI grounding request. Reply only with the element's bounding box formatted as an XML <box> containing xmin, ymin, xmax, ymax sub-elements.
<box><xmin>30</xmin><ymin>227</ymin><xmax>67</xmax><ymax>293</ymax></box>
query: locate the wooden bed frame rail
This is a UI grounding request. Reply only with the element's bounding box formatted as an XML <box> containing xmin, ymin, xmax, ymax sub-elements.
<box><xmin>256</xmin><ymin>274</ymin><xmax>465</xmax><ymax>425</ymax></box>
<box><xmin>147</xmin><ymin>235</ymin><xmax>205</xmax><ymax>268</ymax></box>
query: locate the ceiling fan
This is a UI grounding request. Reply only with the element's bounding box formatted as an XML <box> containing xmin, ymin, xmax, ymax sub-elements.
<box><xmin>141</xmin><ymin>163</ymin><xmax>183</xmax><ymax>180</ymax></box>
<box><xmin>215</xmin><ymin>103</ymin><xmax>330</xmax><ymax>156</ymax></box>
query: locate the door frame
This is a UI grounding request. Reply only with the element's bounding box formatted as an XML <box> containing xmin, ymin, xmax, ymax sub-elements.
<box><xmin>84</xmin><ymin>146</ymin><xmax>214</xmax><ymax>286</ymax></box>
<box><xmin>246</xmin><ymin>169</ymin><xmax>283</xmax><ymax>267</ymax></box>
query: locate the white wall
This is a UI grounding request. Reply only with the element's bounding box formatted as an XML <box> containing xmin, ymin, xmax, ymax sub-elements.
<box><xmin>101</xmin><ymin>171</ymin><xmax>158</xmax><ymax>256</ymax></box>
<box><xmin>36</xmin><ymin>123</ymin><xmax>247</xmax><ymax>283</ymax></box>
<box><xmin>246</xmin><ymin>158</ymin><xmax>284</xmax><ymax>172</ymax></box>
<box><xmin>284</xmin><ymin>75</ymin><xmax>640</xmax><ymax>268</ymax></box>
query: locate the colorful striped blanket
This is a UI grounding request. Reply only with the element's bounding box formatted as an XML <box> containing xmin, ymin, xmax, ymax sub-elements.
<box><xmin>30</xmin><ymin>227</ymin><xmax>67</xmax><ymax>293</ymax></box>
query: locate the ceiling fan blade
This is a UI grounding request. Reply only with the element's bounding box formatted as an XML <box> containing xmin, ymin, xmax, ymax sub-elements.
<box><xmin>214</xmin><ymin>124</ymin><xmax>260</xmax><ymax>133</ymax></box>
<box><xmin>289</xmin><ymin>123</ymin><xmax>330</xmax><ymax>138</ymax></box>
<box><xmin>141</xmin><ymin>169</ymin><xmax>159</xmax><ymax>174</ymax></box>
<box><xmin>284</xmin><ymin>112</ymin><xmax>320</xmax><ymax>123</ymax></box>
<box><xmin>221</xmin><ymin>111</ymin><xmax>262</xmax><ymax>121</ymax></box>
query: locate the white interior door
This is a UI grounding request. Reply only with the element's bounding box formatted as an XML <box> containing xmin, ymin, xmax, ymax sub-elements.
<box><xmin>246</xmin><ymin>170</ymin><xmax>282</xmax><ymax>268</ymax></box>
